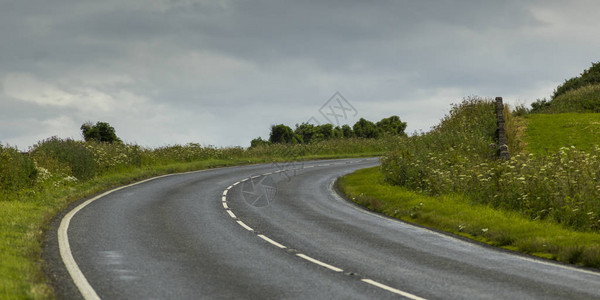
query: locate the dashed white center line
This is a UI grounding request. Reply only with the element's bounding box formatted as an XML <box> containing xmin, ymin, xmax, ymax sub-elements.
<box><xmin>257</xmin><ymin>234</ymin><xmax>287</xmax><ymax>249</ymax></box>
<box><xmin>220</xmin><ymin>159</ymin><xmax>423</xmax><ymax>299</ymax></box>
<box><xmin>237</xmin><ymin>220</ymin><xmax>254</xmax><ymax>232</ymax></box>
<box><xmin>361</xmin><ymin>279</ymin><xmax>426</xmax><ymax>300</ymax></box>
<box><xmin>296</xmin><ymin>253</ymin><xmax>343</xmax><ymax>273</ymax></box>
<box><xmin>226</xmin><ymin>209</ymin><xmax>237</xmax><ymax>219</ymax></box>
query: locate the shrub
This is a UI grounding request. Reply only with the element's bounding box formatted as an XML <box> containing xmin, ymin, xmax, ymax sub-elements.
<box><xmin>553</xmin><ymin>62</ymin><xmax>600</xmax><ymax>99</ymax></box>
<box><xmin>0</xmin><ymin>144</ymin><xmax>37</xmax><ymax>196</ymax></box>
<box><xmin>31</xmin><ymin>137</ymin><xmax>96</xmax><ymax>181</ymax></box>
<box><xmin>545</xmin><ymin>84</ymin><xmax>600</xmax><ymax>113</ymax></box>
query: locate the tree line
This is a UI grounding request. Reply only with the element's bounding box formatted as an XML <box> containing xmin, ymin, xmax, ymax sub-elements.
<box><xmin>251</xmin><ymin>115</ymin><xmax>407</xmax><ymax>147</ymax></box>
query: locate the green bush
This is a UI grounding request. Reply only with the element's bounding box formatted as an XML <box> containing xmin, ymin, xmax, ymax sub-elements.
<box><xmin>31</xmin><ymin>137</ymin><xmax>97</xmax><ymax>181</ymax></box>
<box><xmin>0</xmin><ymin>144</ymin><xmax>37</xmax><ymax>196</ymax></box>
<box><xmin>544</xmin><ymin>84</ymin><xmax>600</xmax><ymax>113</ymax></box>
<box><xmin>553</xmin><ymin>62</ymin><xmax>600</xmax><ymax>99</ymax></box>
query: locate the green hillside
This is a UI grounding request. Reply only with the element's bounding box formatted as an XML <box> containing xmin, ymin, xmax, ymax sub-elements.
<box><xmin>544</xmin><ymin>84</ymin><xmax>600</xmax><ymax>113</ymax></box>
<box><xmin>524</xmin><ymin>112</ymin><xmax>600</xmax><ymax>154</ymax></box>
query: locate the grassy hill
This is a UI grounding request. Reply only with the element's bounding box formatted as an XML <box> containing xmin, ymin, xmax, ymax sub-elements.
<box><xmin>524</xmin><ymin>112</ymin><xmax>600</xmax><ymax>154</ymax></box>
<box><xmin>542</xmin><ymin>84</ymin><xmax>600</xmax><ymax>114</ymax></box>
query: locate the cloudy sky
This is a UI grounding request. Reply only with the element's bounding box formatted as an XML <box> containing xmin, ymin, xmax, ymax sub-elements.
<box><xmin>1</xmin><ymin>0</ymin><xmax>599</xmax><ymax>149</ymax></box>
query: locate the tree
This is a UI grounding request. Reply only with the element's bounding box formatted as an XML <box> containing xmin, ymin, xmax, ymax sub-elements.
<box><xmin>316</xmin><ymin>124</ymin><xmax>334</xmax><ymax>141</ymax></box>
<box><xmin>341</xmin><ymin>124</ymin><xmax>354</xmax><ymax>138</ymax></box>
<box><xmin>376</xmin><ymin>115</ymin><xmax>407</xmax><ymax>136</ymax></box>
<box><xmin>81</xmin><ymin>121</ymin><xmax>121</xmax><ymax>143</ymax></box>
<box><xmin>353</xmin><ymin>118</ymin><xmax>381</xmax><ymax>138</ymax></box>
<box><xmin>269</xmin><ymin>124</ymin><xmax>299</xmax><ymax>144</ymax></box>
<box><xmin>250</xmin><ymin>137</ymin><xmax>270</xmax><ymax>148</ymax></box>
<box><xmin>295</xmin><ymin>123</ymin><xmax>316</xmax><ymax>144</ymax></box>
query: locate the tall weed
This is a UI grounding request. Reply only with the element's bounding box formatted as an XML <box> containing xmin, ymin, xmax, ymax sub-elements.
<box><xmin>0</xmin><ymin>144</ymin><xmax>37</xmax><ymax>199</ymax></box>
<box><xmin>382</xmin><ymin>97</ymin><xmax>600</xmax><ymax>231</ymax></box>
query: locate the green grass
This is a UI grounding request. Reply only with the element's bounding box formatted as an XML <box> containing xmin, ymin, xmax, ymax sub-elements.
<box><xmin>525</xmin><ymin>112</ymin><xmax>600</xmax><ymax>154</ymax></box>
<box><xmin>338</xmin><ymin>167</ymin><xmax>600</xmax><ymax>268</ymax></box>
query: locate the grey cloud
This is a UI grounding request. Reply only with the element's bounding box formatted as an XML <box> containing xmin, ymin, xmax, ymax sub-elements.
<box><xmin>1</xmin><ymin>0</ymin><xmax>599</xmax><ymax>149</ymax></box>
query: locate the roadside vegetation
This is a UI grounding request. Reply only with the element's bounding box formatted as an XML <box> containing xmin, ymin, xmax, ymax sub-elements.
<box><xmin>250</xmin><ymin>115</ymin><xmax>407</xmax><ymax>146</ymax></box>
<box><xmin>0</xmin><ymin>121</ymin><xmax>399</xmax><ymax>299</ymax></box>
<box><xmin>340</xmin><ymin>61</ymin><xmax>600</xmax><ymax>268</ymax></box>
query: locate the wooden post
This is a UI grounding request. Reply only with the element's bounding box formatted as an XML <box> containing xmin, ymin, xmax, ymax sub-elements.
<box><xmin>495</xmin><ymin>97</ymin><xmax>510</xmax><ymax>160</ymax></box>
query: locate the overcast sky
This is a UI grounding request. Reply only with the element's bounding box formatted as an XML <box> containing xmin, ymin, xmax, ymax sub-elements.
<box><xmin>1</xmin><ymin>0</ymin><xmax>599</xmax><ymax>149</ymax></box>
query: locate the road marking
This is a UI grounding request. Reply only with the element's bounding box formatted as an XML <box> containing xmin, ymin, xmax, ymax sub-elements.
<box><xmin>232</xmin><ymin>181</ymin><xmax>240</xmax><ymax>186</ymax></box>
<box><xmin>59</xmin><ymin>199</ymin><xmax>102</xmax><ymax>300</ymax></box>
<box><xmin>226</xmin><ymin>209</ymin><xmax>237</xmax><ymax>219</ymax></box>
<box><xmin>361</xmin><ymin>279</ymin><xmax>426</xmax><ymax>300</ymax></box>
<box><xmin>296</xmin><ymin>254</ymin><xmax>343</xmax><ymax>272</ymax></box>
<box><xmin>220</xmin><ymin>159</ymin><xmax>429</xmax><ymax>299</ymax></box>
<box><xmin>237</xmin><ymin>220</ymin><xmax>254</xmax><ymax>232</ymax></box>
<box><xmin>257</xmin><ymin>234</ymin><xmax>287</xmax><ymax>249</ymax></box>
<box><xmin>58</xmin><ymin>172</ymin><xmax>186</xmax><ymax>300</ymax></box>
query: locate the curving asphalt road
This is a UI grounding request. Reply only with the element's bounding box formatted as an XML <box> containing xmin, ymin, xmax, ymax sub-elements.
<box><xmin>45</xmin><ymin>158</ymin><xmax>600</xmax><ymax>299</ymax></box>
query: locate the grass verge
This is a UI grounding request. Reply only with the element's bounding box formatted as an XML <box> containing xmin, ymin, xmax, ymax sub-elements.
<box><xmin>338</xmin><ymin>167</ymin><xmax>600</xmax><ymax>269</ymax></box>
<box><xmin>1</xmin><ymin>153</ymin><xmax>380</xmax><ymax>299</ymax></box>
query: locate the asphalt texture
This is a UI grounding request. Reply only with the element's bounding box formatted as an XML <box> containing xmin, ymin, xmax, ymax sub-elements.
<box><xmin>45</xmin><ymin>158</ymin><xmax>600</xmax><ymax>299</ymax></box>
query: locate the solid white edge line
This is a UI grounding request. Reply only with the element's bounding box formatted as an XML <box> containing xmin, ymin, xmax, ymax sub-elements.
<box><xmin>361</xmin><ymin>279</ymin><xmax>426</xmax><ymax>300</ymax></box>
<box><xmin>58</xmin><ymin>173</ymin><xmax>177</xmax><ymax>300</ymax></box>
<box><xmin>58</xmin><ymin>199</ymin><xmax>102</xmax><ymax>300</ymax></box>
<box><xmin>257</xmin><ymin>234</ymin><xmax>287</xmax><ymax>249</ymax></box>
<box><xmin>296</xmin><ymin>254</ymin><xmax>343</xmax><ymax>272</ymax></box>
<box><xmin>237</xmin><ymin>220</ymin><xmax>254</xmax><ymax>232</ymax></box>
<box><xmin>226</xmin><ymin>209</ymin><xmax>237</xmax><ymax>219</ymax></box>
<box><xmin>222</xmin><ymin>202</ymin><xmax>229</xmax><ymax>209</ymax></box>
<box><xmin>328</xmin><ymin>180</ymin><xmax>600</xmax><ymax>278</ymax></box>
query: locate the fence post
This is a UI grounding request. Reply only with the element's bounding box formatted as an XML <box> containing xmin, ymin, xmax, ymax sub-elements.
<box><xmin>495</xmin><ymin>97</ymin><xmax>510</xmax><ymax>160</ymax></box>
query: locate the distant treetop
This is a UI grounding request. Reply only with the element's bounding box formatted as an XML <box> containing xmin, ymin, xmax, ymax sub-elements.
<box><xmin>81</xmin><ymin>121</ymin><xmax>121</xmax><ymax>143</ymax></box>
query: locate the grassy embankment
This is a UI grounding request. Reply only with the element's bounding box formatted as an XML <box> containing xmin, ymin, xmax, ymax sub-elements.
<box><xmin>339</xmin><ymin>95</ymin><xmax>600</xmax><ymax>268</ymax></box>
<box><xmin>0</xmin><ymin>137</ymin><xmax>396</xmax><ymax>299</ymax></box>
